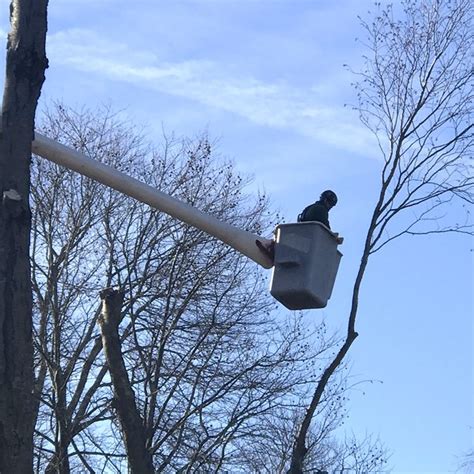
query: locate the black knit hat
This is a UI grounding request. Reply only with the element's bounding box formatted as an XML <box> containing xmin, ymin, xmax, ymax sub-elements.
<box><xmin>320</xmin><ymin>190</ymin><xmax>338</xmax><ymax>206</ymax></box>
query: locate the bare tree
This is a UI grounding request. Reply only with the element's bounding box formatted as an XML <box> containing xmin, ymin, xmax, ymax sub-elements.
<box><xmin>31</xmin><ymin>103</ymin><xmax>353</xmax><ymax>472</ymax></box>
<box><xmin>99</xmin><ymin>288</ymin><xmax>155</xmax><ymax>474</ymax></box>
<box><xmin>236</xmin><ymin>407</ymin><xmax>390</xmax><ymax>473</ymax></box>
<box><xmin>30</xmin><ymin>103</ymin><xmax>389</xmax><ymax>472</ymax></box>
<box><xmin>31</xmin><ymin>105</ymin><xmax>142</xmax><ymax>473</ymax></box>
<box><xmin>0</xmin><ymin>1</ymin><xmax>48</xmax><ymax>472</ymax></box>
<box><xmin>289</xmin><ymin>0</ymin><xmax>473</xmax><ymax>471</ymax></box>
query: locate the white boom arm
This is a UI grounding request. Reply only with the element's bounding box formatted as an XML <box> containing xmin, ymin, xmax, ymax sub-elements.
<box><xmin>32</xmin><ymin>132</ymin><xmax>273</xmax><ymax>269</ymax></box>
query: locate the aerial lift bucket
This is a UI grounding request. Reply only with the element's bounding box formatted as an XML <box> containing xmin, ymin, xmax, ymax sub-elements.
<box><xmin>270</xmin><ymin>222</ymin><xmax>342</xmax><ymax>310</ymax></box>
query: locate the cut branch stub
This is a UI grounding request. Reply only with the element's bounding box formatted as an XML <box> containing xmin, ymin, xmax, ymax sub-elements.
<box><xmin>98</xmin><ymin>287</ymin><xmax>154</xmax><ymax>474</ymax></box>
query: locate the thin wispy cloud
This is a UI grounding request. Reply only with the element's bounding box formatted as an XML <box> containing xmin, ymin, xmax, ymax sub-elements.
<box><xmin>47</xmin><ymin>28</ymin><xmax>376</xmax><ymax>156</ymax></box>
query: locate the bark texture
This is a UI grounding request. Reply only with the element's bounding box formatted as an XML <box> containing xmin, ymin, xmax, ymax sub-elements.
<box><xmin>0</xmin><ymin>1</ymin><xmax>48</xmax><ymax>472</ymax></box>
<box><xmin>98</xmin><ymin>288</ymin><xmax>154</xmax><ymax>474</ymax></box>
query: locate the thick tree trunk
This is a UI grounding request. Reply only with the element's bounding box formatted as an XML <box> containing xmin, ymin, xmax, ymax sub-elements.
<box><xmin>98</xmin><ymin>288</ymin><xmax>154</xmax><ymax>474</ymax></box>
<box><xmin>0</xmin><ymin>1</ymin><xmax>48</xmax><ymax>472</ymax></box>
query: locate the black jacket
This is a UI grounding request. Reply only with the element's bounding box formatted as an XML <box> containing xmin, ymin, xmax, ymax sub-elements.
<box><xmin>298</xmin><ymin>201</ymin><xmax>330</xmax><ymax>228</ymax></box>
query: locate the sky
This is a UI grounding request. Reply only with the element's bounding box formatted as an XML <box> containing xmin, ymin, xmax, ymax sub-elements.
<box><xmin>0</xmin><ymin>0</ymin><xmax>472</xmax><ymax>472</ymax></box>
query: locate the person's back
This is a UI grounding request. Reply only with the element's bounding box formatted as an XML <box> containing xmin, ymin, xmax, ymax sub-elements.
<box><xmin>299</xmin><ymin>201</ymin><xmax>330</xmax><ymax>228</ymax></box>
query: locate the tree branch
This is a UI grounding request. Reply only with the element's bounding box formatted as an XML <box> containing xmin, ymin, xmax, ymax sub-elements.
<box><xmin>98</xmin><ymin>288</ymin><xmax>154</xmax><ymax>474</ymax></box>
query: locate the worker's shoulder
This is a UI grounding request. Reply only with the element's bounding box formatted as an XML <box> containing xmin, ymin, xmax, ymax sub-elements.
<box><xmin>308</xmin><ymin>201</ymin><xmax>327</xmax><ymax>213</ymax></box>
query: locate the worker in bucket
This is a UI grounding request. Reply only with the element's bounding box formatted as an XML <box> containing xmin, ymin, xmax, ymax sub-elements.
<box><xmin>256</xmin><ymin>190</ymin><xmax>341</xmax><ymax>263</ymax></box>
<box><xmin>297</xmin><ymin>190</ymin><xmax>338</xmax><ymax>228</ymax></box>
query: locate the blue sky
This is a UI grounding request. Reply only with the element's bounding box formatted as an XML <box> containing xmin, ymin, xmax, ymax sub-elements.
<box><xmin>1</xmin><ymin>0</ymin><xmax>472</xmax><ymax>472</ymax></box>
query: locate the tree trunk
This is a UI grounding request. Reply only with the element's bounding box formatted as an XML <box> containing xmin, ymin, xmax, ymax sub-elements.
<box><xmin>44</xmin><ymin>368</ymin><xmax>72</xmax><ymax>474</ymax></box>
<box><xmin>0</xmin><ymin>1</ymin><xmax>48</xmax><ymax>472</ymax></box>
<box><xmin>287</xmin><ymin>234</ymin><xmax>373</xmax><ymax>473</ymax></box>
<box><xmin>98</xmin><ymin>288</ymin><xmax>154</xmax><ymax>474</ymax></box>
